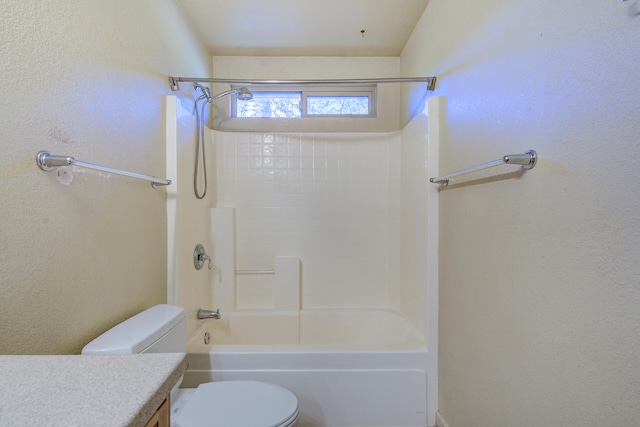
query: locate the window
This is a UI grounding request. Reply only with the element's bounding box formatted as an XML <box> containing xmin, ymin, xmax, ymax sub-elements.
<box><xmin>235</xmin><ymin>90</ymin><xmax>302</xmax><ymax>118</ymax></box>
<box><xmin>232</xmin><ymin>85</ymin><xmax>377</xmax><ymax>118</ymax></box>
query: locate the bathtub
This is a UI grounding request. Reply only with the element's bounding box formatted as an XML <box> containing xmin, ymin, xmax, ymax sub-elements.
<box><xmin>181</xmin><ymin>309</ymin><xmax>429</xmax><ymax>427</ymax></box>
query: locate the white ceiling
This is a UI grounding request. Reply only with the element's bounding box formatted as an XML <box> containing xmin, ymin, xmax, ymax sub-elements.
<box><xmin>175</xmin><ymin>0</ymin><xmax>430</xmax><ymax>57</ymax></box>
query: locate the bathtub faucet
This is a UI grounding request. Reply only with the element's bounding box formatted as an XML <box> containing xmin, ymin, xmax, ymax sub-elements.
<box><xmin>197</xmin><ymin>308</ymin><xmax>221</xmax><ymax>320</ymax></box>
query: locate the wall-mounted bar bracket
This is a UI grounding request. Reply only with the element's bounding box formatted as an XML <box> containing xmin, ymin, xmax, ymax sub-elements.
<box><xmin>168</xmin><ymin>76</ymin><xmax>180</xmax><ymax>91</ymax></box>
<box><xmin>426</xmin><ymin>77</ymin><xmax>437</xmax><ymax>91</ymax></box>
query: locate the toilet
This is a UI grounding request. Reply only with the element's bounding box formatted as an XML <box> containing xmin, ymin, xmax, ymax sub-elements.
<box><xmin>81</xmin><ymin>304</ymin><xmax>299</xmax><ymax>427</ymax></box>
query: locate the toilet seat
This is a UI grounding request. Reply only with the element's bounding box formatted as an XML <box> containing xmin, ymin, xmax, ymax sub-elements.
<box><xmin>174</xmin><ymin>381</ymin><xmax>299</xmax><ymax>427</ymax></box>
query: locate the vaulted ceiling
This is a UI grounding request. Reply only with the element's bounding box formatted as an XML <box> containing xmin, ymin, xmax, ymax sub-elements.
<box><xmin>175</xmin><ymin>0</ymin><xmax>430</xmax><ymax>56</ymax></box>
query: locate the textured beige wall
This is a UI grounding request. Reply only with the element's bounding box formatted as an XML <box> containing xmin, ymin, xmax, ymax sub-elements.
<box><xmin>401</xmin><ymin>1</ymin><xmax>640</xmax><ymax>426</ymax></box>
<box><xmin>0</xmin><ymin>0</ymin><xmax>211</xmax><ymax>354</ymax></box>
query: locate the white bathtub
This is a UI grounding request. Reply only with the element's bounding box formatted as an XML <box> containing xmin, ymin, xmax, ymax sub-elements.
<box><xmin>182</xmin><ymin>310</ymin><xmax>429</xmax><ymax>427</ymax></box>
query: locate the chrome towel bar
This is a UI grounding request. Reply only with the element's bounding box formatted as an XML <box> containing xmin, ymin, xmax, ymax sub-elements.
<box><xmin>430</xmin><ymin>150</ymin><xmax>537</xmax><ymax>187</ymax></box>
<box><xmin>35</xmin><ymin>151</ymin><xmax>171</xmax><ymax>188</ymax></box>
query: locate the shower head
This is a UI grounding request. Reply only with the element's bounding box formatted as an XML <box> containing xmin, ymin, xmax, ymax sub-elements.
<box><xmin>192</xmin><ymin>83</ymin><xmax>253</xmax><ymax>103</ymax></box>
<box><xmin>236</xmin><ymin>87</ymin><xmax>253</xmax><ymax>101</ymax></box>
<box><xmin>193</xmin><ymin>83</ymin><xmax>253</xmax><ymax>103</ymax></box>
<box><xmin>208</xmin><ymin>87</ymin><xmax>253</xmax><ymax>103</ymax></box>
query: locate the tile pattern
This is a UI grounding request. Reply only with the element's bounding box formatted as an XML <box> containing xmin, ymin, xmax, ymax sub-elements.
<box><xmin>220</xmin><ymin>132</ymin><xmax>401</xmax><ymax>309</ymax></box>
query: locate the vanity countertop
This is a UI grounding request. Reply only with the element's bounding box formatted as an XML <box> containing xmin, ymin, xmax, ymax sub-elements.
<box><xmin>0</xmin><ymin>353</ymin><xmax>187</xmax><ymax>427</ymax></box>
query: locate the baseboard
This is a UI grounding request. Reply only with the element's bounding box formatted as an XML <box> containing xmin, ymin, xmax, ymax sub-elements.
<box><xmin>435</xmin><ymin>410</ymin><xmax>450</xmax><ymax>427</ymax></box>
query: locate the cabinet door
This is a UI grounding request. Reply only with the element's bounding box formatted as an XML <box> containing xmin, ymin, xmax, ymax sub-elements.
<box><xmin>144</xmin><ymin>397</ymin><xmax>169</xmax><ymax>427</ymax></box>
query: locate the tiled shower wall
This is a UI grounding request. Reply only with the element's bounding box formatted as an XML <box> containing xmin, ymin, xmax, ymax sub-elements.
<box><xmin>216</xmin><ymin>131</ymin><xmax>402</xmax><ymax>310</ymax></box>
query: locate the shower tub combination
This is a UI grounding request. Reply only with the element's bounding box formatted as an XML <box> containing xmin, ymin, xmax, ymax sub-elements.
<box><xmin>165</xmin><ymin>93</ymin><xmax>440</xmax><ymax>426</ymax></box>
<box><xmin>182</xmin><ymin>309</ymin><xmax>430</xmax><ymax>427</ymax></box>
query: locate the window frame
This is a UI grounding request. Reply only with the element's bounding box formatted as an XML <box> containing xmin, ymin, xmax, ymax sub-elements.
<box><xmin>231</xmin><ymin>84</ymin><xmax>377</xmax><ymax>119</ymax></box>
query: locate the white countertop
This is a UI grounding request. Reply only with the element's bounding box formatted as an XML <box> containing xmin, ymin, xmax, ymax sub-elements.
<box><xmin>0</xmin><ymin>353</ymin><xmax>187</xmax><ymax>427</ymax></box>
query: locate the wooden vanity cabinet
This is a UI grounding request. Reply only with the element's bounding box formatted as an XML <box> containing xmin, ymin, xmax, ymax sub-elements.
<box><xmin>144</xmin><ymin>397</ymin><xmax>169</xmax><ymax>427</ymax></box>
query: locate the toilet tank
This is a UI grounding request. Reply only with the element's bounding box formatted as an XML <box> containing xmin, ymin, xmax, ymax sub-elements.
<box><xmin>81</xmin><ymin>304</ymin><xmax>186</xmax><ymax>355</ymax></box>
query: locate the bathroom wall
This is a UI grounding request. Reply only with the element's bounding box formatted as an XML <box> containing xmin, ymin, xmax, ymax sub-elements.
<box><xmin>0</xmin><ymin>0</ymin><xmax>211</xmax><ymax>354</ymax></box>
<box><xmin>401</xmin><ymin>1</ymin><xmax>640</xmax><ymax>425</ymax></box>
<box><xmin>217</xmin><ymin>131</ymin><xmax>402</xmax><ymax>310</ymax></box>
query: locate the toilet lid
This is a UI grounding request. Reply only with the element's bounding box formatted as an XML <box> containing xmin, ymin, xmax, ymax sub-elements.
<box><xmin>175</xmin><ymin>381</ymin><xmax>299</xmax><ymax>427</ymax></box>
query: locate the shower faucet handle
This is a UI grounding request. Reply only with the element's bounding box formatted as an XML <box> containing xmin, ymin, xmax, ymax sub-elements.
<box><xmin>201</xmin><ymin>253</ymin><xmax>213</xmax><ymax>270</ymax></box>
<box><xmin>194</xmin><ymin>243</ymin><xmax>213</xmax><ymax>270</ymax></box>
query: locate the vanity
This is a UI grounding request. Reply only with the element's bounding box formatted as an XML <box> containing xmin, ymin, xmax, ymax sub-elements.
<box><xmin>0</xmin><ymin>353</ymin><xmax>187</xmax><ymax>426</ymax></box>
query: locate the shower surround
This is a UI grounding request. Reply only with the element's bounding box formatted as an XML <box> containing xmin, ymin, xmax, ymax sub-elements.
<box><xmin>165</xmin><ymin>95</ymin><xmax>440</xmax><ymax>426</ymax></box>
<box><xmin>218</xmin><ymin>130</ymin><xmax>401</xmax><ymax>310</ymax></box>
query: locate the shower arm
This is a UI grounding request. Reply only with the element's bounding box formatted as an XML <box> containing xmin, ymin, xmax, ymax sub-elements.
<box><xmin>170</xmin><ymin>76</ymin><xmax>437</xmax><ymax>91</ymax></box>
<box><xmin>194</xmin><ymin>85</ymin><xmax>252</xmax><ymax>103</ymax></box>
<box><xmin>209</xmin><ymin>89</ymin><xmax>237</xmax><ymax>102</ymax></box>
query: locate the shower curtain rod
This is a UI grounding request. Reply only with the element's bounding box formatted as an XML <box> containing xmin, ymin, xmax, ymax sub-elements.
<box><xmin>168</xmin><ymin>76</ymin><xmax>437</xmax><ymax>91</ymax></box>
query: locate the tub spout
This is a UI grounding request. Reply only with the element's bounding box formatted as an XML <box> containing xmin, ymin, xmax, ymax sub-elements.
<box><xmin>197</xmin><ymin>308</ymin><xmax>221</xmax><ymax>320</ymax></box>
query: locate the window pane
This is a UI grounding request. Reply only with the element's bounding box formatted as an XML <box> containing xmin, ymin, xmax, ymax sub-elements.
<box><xmin>307</xmin><ymin>96</ymin><xmax>369</xmax><ymax>115</ymax></box>
<box><xmin>236</xmin><ymin>92</ymin><xmax>302</xmax><ymax>118</ymax></box>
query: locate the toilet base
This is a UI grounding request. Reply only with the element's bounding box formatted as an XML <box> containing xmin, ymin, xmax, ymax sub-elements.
<box><xmin>170</xmin><ymin>388</ymin><xmax>195</xmax><ymax>426</ymax></box>
<box><xmin>171</xmin><ymin>382</ymin><xmax>298</xmax><ymax>427</ymax></box>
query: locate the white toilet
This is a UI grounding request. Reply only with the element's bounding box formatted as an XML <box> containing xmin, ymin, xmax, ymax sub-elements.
<box><xmin>81</xmin><ymin>304</ymin><xmax>299</xmax><ymax>427</ymax></box>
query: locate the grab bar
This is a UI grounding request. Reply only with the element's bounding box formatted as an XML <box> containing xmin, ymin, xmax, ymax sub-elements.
<box><xmin>36</xmin><ymin>151</ymin><xmax>172</xmax><ymax>188</ymax></box>
<box><xmin>235</xmin><ymin>269</ymin><xmax>275</xmax><ymax>275</ymax></box>
<box><xmin>429</xmin><ymin>149</ymin><xmax>537</xmax><ymax>187</ymax></box>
